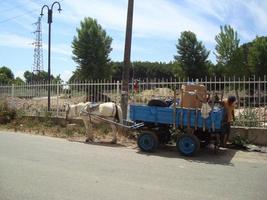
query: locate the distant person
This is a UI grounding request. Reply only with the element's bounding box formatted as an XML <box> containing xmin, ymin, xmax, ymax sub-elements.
<box><xmin>222</xmin><ymin>96</ymin><xmax>236</xmax><ymax>147</ymax></box>
<box><xmin>133</xmin><ymin>80</ymin><xmax>139</xmax><ymax>94</ymax></box>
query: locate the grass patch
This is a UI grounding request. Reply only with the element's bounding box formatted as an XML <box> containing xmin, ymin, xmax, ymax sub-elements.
<box><xmin>0</xmin><ymin>106</ymin><xmax>135</xmax><ymax>145</ymax></box>
<box><xmin>95</xmin><ymin>123</ymin><xmax>110</xmax><ymax>135</ymax></box>
<box><xmin>0</xmin><ymin>112</ymin><xmax>92</xmax><ymax>140</ymax></box>
<box><xmin>234</xmin><ymin>108</ymin><xmax>260</xmax><ymax>127</ymax></box>
<box><xmin>64</xmin><ymin>128</ymin><xmax>74</xmax><ymax>137</ymax></box>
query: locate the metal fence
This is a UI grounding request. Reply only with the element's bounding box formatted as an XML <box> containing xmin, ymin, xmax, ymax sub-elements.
<box><xmin>0</xmin><ymin>76</ymin><xmax>266</xmax><ymax>128</ymax></box>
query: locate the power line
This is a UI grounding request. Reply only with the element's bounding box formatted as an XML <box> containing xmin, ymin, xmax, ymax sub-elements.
<box><xmin>0</xmin><ymin>9</ymin><xmax>38</xmax><ymax>24</ymax></box>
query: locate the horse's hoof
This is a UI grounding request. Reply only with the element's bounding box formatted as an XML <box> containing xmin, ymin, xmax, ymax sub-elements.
<box><xmin>85</xmin><ymin>138</ymin><xmax>94</xmax><ymax>143</ymax></box>
<box><xmin>111</xmin><ymin>140</ymin><xmax>117</xmax><ymax>144</ymax></box>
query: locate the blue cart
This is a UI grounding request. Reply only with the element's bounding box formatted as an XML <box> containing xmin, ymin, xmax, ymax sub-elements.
<box><xmin>130</xmin><ymin>103</ymin><xmax>226</xmax><ymax>156</ymax></box>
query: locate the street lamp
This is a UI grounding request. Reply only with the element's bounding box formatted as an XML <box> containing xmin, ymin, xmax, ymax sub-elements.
<box><xmin>40</xmin><ymin>1</ymin><xmax>62</xmax><ymax>111</ymax></box>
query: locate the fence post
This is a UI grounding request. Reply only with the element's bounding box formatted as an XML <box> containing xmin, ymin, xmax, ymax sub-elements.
<box><xmin>56</xmin><ymin>82</ymin><xmax>59</xmax><ymax>117</ymax></box>
<box><xmin>11</xmin><ymin>84</ymin><xmax>15</xmax><ymax>107</ymax></box>
<box><xmin>116</xmin><ymin>80</ymin><xmax>120</xmax><ymax>104</ymax></box>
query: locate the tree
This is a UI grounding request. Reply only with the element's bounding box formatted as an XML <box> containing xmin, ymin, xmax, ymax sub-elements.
<box><xmin>109</xmin><ymin>61</ymin><xmax>179</xmax><ymax>80</ymax></box>
<box><xmin>0</xmin><ymin>66</ymin><xmax>14</xmax><ymax>80</ymax></box>
<box><xmin>23</xmin><ymin>71</ymin><xmax>33</xmax><ymax>83</ymax></box>
<box><xmin>13</xmin><ymin>77</ymin><xmax>25</xmax><ymax>85</ymax></box>
<box><xmin>52</xmin><ymin>75</ymin><xmax>63</xmax><ymax>84</ymax></box>
<box><xmin>224</xmin><ymin>36</ymin><xmax>267</xmax><ymax>77</ymax></box>
<box><xmin>206</xmin><ymin>61</ymin><xmax>217</xmax><ymax>76</ymax></box>
<box><xmin>215</xmin><ymin>25</ymin><xmax>240</xmax><ymax>66</ymax></box>
<box><xmin>110</xmin><ymin>62</ymin><xmax>123</xmax><ymax>80</ymax></box>
<box><xmin>72</xmin><ymin>17</ymin><xmax>112</xmax><ymax>80</ymax></box>
<box><xmin>174</xmin><ymin>31</ymin><xmax>210</xmax><ymax>78</ymax></box>
<box><xmin>227</xmin><ymin>42</ymin><xmax>252</xmax><ymax>77</ymax></box>
<box><xmin>24</xmin><ymin>70</ymin><xmax>61</xmax><ymax>84</ymax></box>
<box><xmin>0</xmin><ymin>73</ymin><xmax>10</xmax><ymax>84</ymax></box>
<box><xmin>248</xmin><ymin>36</ymin><xmax>267</xmax><ymax>77</ymax></box>
<box><xmin>0</xmin><ymin>66</ymin><xmax>14</xmax><ymax>84</ymax></box>
<box><xmin>172</xmin><ymin>61</ymin><xmax>185</xmax><ymax>78</ymax></box>
<box><xmin>68</xmin><ymin>70</ymin><xmax>81</xmax><ymax>83</ymax></box>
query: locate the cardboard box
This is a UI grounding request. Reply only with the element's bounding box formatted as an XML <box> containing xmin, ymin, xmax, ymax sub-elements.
<box><xmin>180</xmin><ymin>92</ymin><xmax>202</xmax><ymax>108</ymax></box>
<box><xmin>180</xmin><ymin>84</ymin><xmax>207</xmax><ymax>108</ymax></box>
<box><xmin>182</xmin><ymin>84</ymin><xmax>206</xmax><ymax>94</ymax></box>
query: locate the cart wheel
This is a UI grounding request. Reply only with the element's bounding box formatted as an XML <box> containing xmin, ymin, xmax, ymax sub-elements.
<box><xmin>138</xmin><ymin>132</ymin><xmax>159</xmax><ymax>152</ymax></box>
<box><xmin>176</xmin><ymin>134</ymin><xmax>200</xmax><ymax>156</ymax></box>
<box><xmin>194</xmin><ymin>130</ymin><xmax>210</xmax><ymax>148</ymax></box>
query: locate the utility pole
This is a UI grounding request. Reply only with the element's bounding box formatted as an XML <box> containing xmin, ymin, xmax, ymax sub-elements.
<box><xmin>121</xmin><ymin>0</ymin><xmax>134</xmax><ymax>122</ymax></box>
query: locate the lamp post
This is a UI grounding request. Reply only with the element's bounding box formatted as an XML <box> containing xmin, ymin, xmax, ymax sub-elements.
<box><xmin>40</xmin><ymin>1</ymin><xmax>62</xmax><ymax>111</ymax></box>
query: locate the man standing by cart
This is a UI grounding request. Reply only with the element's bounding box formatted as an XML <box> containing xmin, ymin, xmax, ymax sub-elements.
<box><xmin>222</xmin><ymin>96</ymin><xmax>236</xmax><ymax>147</ymax></box>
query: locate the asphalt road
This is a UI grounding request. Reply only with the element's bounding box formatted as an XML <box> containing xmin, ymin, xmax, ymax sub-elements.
<box><xmin>0</xmin><ymin>131</ymin><xmax>267</xmax><ymax>200</ymax></box>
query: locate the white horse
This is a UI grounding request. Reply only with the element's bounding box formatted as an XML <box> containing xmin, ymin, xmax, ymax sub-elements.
<box><xmin>64</xmin><ymin>102</ymin><xmax>123</xmax><ymax>143</ymax></box>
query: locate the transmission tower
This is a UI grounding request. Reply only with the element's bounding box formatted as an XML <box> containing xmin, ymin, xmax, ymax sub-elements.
<box><xmin>32</xmin><ymin>17</ymin><xmax>44</xmax><ymax>74</ymax></box>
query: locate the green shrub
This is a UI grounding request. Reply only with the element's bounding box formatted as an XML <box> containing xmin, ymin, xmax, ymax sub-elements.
<box><xmin>42</xmin><ymin>111</ymin><xmax>55</xmax><ymax>127</ymax></box>
<box><xmin>234</xmin><ymin>108</ymin><xmax>259</xmax><ymax>127</ymax></box>
<box><xmin>26</xmin><ymin>118</ymin><xmax>40</xmax><ymax>128</ymax></box>
<box><xmin>232</xmin><ymin>134</ymin><xmax>249</xmax><ymax>148</ymax></box>
<box><xmin>0</xmin><ymin>101</ymin><xmax>16</xmax><ymax>124</ymax></box>
<box><xmin>64</xmin><ymin>128</ymin><xmax>74</xmax><ymax>136</ymax></box>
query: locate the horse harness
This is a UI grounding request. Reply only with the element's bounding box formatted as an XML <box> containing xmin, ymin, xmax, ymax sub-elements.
<box><xmin>86</xmin><ymin>103</ymin><xmax>119</xmax><ymax>123</ymax></box>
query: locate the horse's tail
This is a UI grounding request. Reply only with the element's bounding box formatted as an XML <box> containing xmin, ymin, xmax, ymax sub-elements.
<box><xmin>115</xmin><ymin>104</ymin><xmax>123</xmax><ymax>124</ymax></box>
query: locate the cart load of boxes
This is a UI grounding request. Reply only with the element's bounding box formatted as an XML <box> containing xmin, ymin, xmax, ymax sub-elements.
<box><xmin>179</xmin><ymin>83</ymin><xmax>207</xmax><ymax>109</ymax></box>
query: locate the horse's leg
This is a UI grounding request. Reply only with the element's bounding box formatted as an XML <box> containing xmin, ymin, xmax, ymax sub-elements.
<box><xmin>81</xmin><ymin>116</ymin><xmax>94</xmax><ymax>142</ymax></box>
<box><xmin>110</xmin><ymin>123</ymin><xmax>117</xmax><ymax>144</ymax></box>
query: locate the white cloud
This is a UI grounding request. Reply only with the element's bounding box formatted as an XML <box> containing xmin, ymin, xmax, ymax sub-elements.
<box><xmin>2</xmin><ymin>0</ymin><xmax>267</xmax><ymax>65</ymax></box>
<box><xmin>111</xmin><ymin>40</ymin><xmax>124</xmax><ymax>53</ymax></box>
<box><xmin>185</xmin><ymin>0</ymin><xmax>234</xmax><ymax>22</ymax></box>
<box><xmin>61</xmin><ymin>0</ymin><xmax>219</xmax><ymax>43</ymax></box>
<box><xmin>62</xmin><ymin>0</ymin><xmax>127</xmax><ymax>29</ymax></box>
<box><xmin>61</xmin><ymin>0</ymin><xmax>267</xmax><ymax>62</ymax></box>
<box><xmin>184</xmin><ymin>0</ymin><xmax>267</xmax><ymax>42</ymax></box>
<box><xmin>243</xmin><ymin>1</ymin><xmax>267</xmax><ymax>33</ymax></box>
<box><xmin>133</xmin><ymin>0</ymin><xmax>219</xmax><ymax>43</ymax></box>
<box><xmin>0</xmin><ymin>0</ymin><xmax>40</xmax><ymax>32</ymax></box>
<box><xmin>0</xmin><ymin>32</ymin><xmax>71</xmax><ymax>56</ymax></box>
<box><xmin>43</xmin><ymin>43</ymin><xmax>72</xmax><ymax>56</ymax></box>
<box><xmin>0</xmin><ymin>33</ymin><xmax>32</xmax><ymax>49</ymax></box>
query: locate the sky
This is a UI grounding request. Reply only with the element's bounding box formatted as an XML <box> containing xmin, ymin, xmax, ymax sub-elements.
<box><xmin>0</xmin><ymin>0</ymin><xmax>267</xmax><ymax>82</ymax></box>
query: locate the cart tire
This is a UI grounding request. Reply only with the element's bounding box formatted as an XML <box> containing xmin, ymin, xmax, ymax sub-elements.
<box><xmin>176</xmin><ymin>134</ymin><xmax>200</xmax><ymax>156</ymax></box>
<box><xmin>138</xmin><ymin>132</ymin><xmax>159</xmax><ymax>152</ymax></box>
<box><xmin>147</xmin><ymin>99</ymin><xmax>168</xmax><ymax>107</ymax></box>
<box><xmin>200</xmin><ymin>140</ymin><xmax>209</xmax><ymax>148</ymax></box>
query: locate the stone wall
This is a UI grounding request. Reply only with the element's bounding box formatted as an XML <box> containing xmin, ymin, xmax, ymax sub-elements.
<box><xmin>230</xmin><ymin>127</ymin><xmax>267</xmax><ymax>146</ymax></box>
